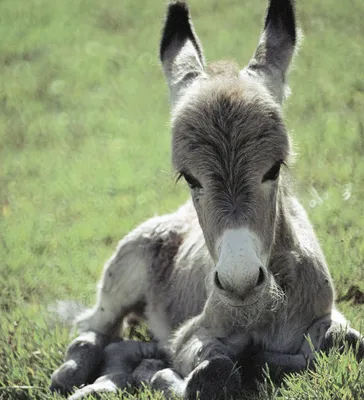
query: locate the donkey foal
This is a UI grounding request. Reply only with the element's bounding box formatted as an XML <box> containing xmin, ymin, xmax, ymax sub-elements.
<box><xmin>51</xmin><ymin>1</ymin><xmax>364</xmax><ymax>399</ymax></box>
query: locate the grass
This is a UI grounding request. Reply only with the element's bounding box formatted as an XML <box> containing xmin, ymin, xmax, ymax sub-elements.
<box><xmin>1</xmin><ymin>0</ymin><xmax>364</xmax><ymax>398</ymax></box>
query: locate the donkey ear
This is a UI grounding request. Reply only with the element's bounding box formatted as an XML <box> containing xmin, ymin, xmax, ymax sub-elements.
<box><xmin>160</xmin><ymin>2</ymin><xmax>205</xmax><ymax>107</ymax></box>
<box><xmin>244</xmin><ymin>0</ymin><xmax>298</xmax><ymax>104</ymax></box>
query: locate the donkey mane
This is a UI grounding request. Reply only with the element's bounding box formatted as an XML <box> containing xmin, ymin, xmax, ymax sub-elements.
<box><xmin>207</xmin><ymin>61</ymin><xmax>241</xmax><ymax>78</ymax></box>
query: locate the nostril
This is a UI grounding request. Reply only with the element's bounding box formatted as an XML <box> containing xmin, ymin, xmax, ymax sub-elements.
<box><xmin>214</xmin><ymin>271</ymin><xmax>225</xmax><ymax>290</ymax></box>
<box><xmin>256</xmin><ymin>267</ymin><xmax>265</xmax><ymax>287</ymax></box>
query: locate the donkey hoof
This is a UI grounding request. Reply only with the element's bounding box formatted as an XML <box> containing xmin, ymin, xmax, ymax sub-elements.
<box><xmin>50</xmin><ymin>360</ymin><xmax>79</xmax><ymax>395</ymax></box>
<box><xmin>185</xmin><ymin>357</ymin><xmax>242</xmax><ymax>400</ymax></box>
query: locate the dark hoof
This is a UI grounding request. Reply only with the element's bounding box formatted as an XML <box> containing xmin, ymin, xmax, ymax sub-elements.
<box><xmin>185</xmin><ymin>357</ymin><xmax>242</xmax><ymax>400</ymax></box>
<box><xmin>322</xmin><ymin>325</ymin><xmax>364</xmax><ymax>361</ymax></box>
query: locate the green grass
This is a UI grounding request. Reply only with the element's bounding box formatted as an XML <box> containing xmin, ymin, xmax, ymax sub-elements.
<box><xmin>1</xmin><ymin>0</ymin><xmax>364</xmax><ymax>398</ymax></box>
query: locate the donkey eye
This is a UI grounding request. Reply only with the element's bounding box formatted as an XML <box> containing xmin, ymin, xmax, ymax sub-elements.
<box><xmin>180</xmin><ymin>172</ymin><xmax>202</xmax><ymax>190</ymax></box>
<box><xmin>262</xmin><ymin>161</ymin><xmax>282</xmax><ymax>183</ymax></box>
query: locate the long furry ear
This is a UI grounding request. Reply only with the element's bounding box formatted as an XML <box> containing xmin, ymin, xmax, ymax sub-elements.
<box><xmin>244</xmin><ymin>0</ymin><xmax>298</xmax><ymax>104</ymax></box>
<box><xmin>160</xmin><ymin>2</ymin><xmax>205</xmax><ymax>107</ymax></box>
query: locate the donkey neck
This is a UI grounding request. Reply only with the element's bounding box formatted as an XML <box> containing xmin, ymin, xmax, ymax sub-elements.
<box><xmin>269</xmin><ymin>182</ymin><xmax>329</xmax><ymax>285</ymax></box>
<box><xmin>271</xmin><ymin>185</ymin><xmax>298</xmax><ymax>257</ymax></box>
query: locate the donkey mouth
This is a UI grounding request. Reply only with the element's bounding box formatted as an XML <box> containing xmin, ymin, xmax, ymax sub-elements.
<box><xmin>214</xmin><ymin>279</ymin><xmax>267</xmax><ymax>307</ymax></box>
<box><xmin>220</xmin><ymin>293</ymin><xmax>262</xmax><ymax>308</ymax></box>
<box><xmin>213</xmin><ymin>270</ymin><xmax>267</xmax><ymax>306</ymax></box>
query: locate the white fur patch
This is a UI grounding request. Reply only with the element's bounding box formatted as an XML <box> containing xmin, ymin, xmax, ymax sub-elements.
<box><xmin>215</xmin><ymin>228</ymin><xmax>267</xmax><ymax>297</ymax></box>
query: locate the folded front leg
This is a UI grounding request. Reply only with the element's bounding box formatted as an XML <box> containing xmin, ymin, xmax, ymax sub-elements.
<box><xmin>319</xmin><ymin>310</ymin><xmax>364</xmax><ymax>361</ymax></box>
<box><xmin>169</xmin><ymin>315</ymin><xmax>251</xmax><ymax>400</ymax></box>
<box><xmin>296</xmin><ymin>310</ymin><xmax>364</xmax><ymax>364</ymax></box>
<box><xmin>253</xmin><ymin>310</ymin><xmax>364</xmax><ymax>384</ymax></box>
<box><xmin>185</xmin><ymin>357</ymin><xmax>242</xmax><ymax>400</ymax></box>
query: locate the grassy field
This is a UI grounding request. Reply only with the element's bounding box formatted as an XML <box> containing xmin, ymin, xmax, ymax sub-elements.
<box><xmin>1</xmin><ymin>0</ymin><xmax>364</xmax><ymax>399</ymax></box>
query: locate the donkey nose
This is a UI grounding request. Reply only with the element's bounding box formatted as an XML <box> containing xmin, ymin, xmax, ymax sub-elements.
<box><xmin>256</xmin><ymin>267</ymin><xmax>265</xmax><ymax>287</ymax></box>
<box><xmin>214</xmin><ymin>267</ymin><xmax>266</xmax><ymax>296</ymax></box>
<box><xmin>214</xmin><ymin>271</ymin><xmax>225</xmax><ymax>291</ymax></box>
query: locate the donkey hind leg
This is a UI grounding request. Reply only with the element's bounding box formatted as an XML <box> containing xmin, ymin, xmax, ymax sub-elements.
<box><xmin>67</xmin><ymin>340</ymin><xmax>168</xmax><ymax>400</ymax></box>
<box><xmin>51</xmin><ymin>218</ymin><xmax>163</xmax><ymax>395</ymax></box>
<box><xmin>75</xmin><ymin>226</ymin><xmax>152</xmax><ymax>337</ymax></box>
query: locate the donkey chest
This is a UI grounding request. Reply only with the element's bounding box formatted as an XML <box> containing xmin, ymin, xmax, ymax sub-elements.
<box><xmin>145</xmin><ymin>228</ymin><xmax>212</xmax><ymax>343</ymax></box>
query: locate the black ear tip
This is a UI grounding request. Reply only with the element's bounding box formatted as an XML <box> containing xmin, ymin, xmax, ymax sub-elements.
<box><xmin>265</xmin><ymin>0</ymin><xmax>296</xmax><ymax>43</ymax></box>
<box><xmin>163</xmin><ymin>1</ymin><xmax>191</xmax><ymax>35</ymax></box>
<box><xmin>160</xmin><ymin>2</ymin><xmax>198</xmax><ymax>62</ymax></box>
<box><xmin>167</xmin><ymin>1</ymin><xmax>190</xmax><ymax>19</ymax></box>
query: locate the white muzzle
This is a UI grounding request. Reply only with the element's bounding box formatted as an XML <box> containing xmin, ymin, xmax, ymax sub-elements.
<box><xmin>214</xmin><ymin>228</ymin><xmax>267</xmax><ymax>299</ymax></box>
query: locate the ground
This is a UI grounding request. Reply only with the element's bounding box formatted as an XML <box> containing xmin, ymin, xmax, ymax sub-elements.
<box><xmin>1</xmin><ymin>0</ymin><xmax>364</xmax><ymax>399</ymax></box>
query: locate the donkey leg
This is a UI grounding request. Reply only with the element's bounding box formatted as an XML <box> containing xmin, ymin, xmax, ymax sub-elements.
<box><xmin>297</xmin><ymin>310</ymin><xmax>364</xmax><ymax>362</ymax></box>
<box><xmin>50</xmin><ymin>331</ymin><xmax>108</xmax><ymax>395</ymax></box>
<box><xmin>150</xmin><ymin>368</ymin><xmax>187</xmax><ymax>398</ymax></box>
<box><xmin>75</xmin><ymin>229</ymin><xmax>151</xmax><ymax>337</ymax></box>
<box><xmin>258</xmin><ymin>310</ymin><xmax>364</xmax><ymax>385</ymax></box>
<box><xmin>319</xmin><ymin>309</ymin><xmax>364</xmax><ymax>361</ymax></box>
<box><xmin>68</xmin><ymin>340</ymin><xmax>166</xmax><ymax>400</ymax></box>
<box><xmin>51</xmin><ymin>215</ymin><xmax>177</xmax><ymax>394</ymax></box>
<box><xmin>136</xmin><ymin>358</ymin><xmax>237</xmax><ymax>399</ymax></box>
<box><xmin>133</xmin><ymin>359</ymin><xmax>168</xmax><ymax>387</ymax></box>
<box><xmin>184</xmin><ymin>357</ymin><xmax>242</xmax><ymax>400</ymax></box>
<box><xmin>255</xmin><ymin>312</ymin><xmax>347</xmax><ymax>382</ymax></box>
<box><xmin>132</xmin><ymin>357</ymin><xmax>186</xmax><ymax>397</ymax></box>
<box><xmin>170</xmin><ymin>317</ymin><xmax>245</xmax><ymax>400</ymax></box>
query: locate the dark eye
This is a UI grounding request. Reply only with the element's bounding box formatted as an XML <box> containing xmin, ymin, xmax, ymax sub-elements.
<box><xmin>180</xmin><ymin>171</ymin><xmax>202</xmax><ymax>190</ymax></box>
<box><xmin>262</xmin><ymin>161</ymin><xmax>283</xmax><ymax>183</ymax></box>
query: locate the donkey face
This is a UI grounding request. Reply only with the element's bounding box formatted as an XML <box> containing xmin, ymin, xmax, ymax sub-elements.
<box><xmin>161</xmin><ymin>1</ymin><xmax>297</xmax><ymax>304</ymax></box>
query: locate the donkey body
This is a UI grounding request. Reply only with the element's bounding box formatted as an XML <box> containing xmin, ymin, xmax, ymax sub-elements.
<box><xmin>51</xmin><ymin>1</ymin><xmax>363</xmax><ymax>399</ymax></box>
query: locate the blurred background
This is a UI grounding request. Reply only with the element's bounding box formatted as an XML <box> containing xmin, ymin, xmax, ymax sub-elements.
<box><xmin>1</xmin><ymin>0</ymin><xmax>364</xmax><ymax>398</ymax></box>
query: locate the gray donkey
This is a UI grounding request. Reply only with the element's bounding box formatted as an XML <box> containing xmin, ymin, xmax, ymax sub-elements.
<box><xmin>50</xmin><ymin>1</ymin><xmax>364</xmax><ymax>399</ymax></box>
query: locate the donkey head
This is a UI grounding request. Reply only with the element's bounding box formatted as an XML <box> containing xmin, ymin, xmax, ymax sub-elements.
<box><xmin>161</xmin><ymin>1</ymin><xmax>297</xmax><ymax>306</ymax></box>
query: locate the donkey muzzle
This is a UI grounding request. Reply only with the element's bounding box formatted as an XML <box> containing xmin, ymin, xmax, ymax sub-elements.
<box><xmin>214</xmin><ymin>228</ymin><xmax>268</xmax><ymax>300</ymax></box>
